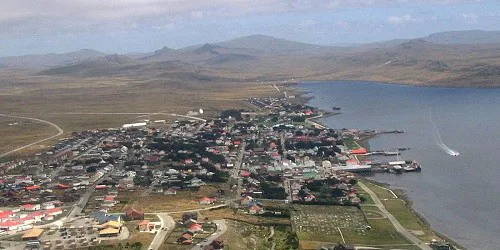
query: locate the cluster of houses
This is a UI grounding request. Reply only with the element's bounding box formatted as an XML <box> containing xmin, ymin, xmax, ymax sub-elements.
<box><xmin>220</xmin><ymin>98</ymin><xmax>374</xmax><ymax>206</ymax></box>
<box><xmin>88</xmin><ymin>207</ymin><xmax>142</xmax><ymax>238</ymax></box>
<box><xmin>240</xmin><ymin>196</ymin><xmax>265</xmax><ymax>214</ymax></box>
<box><xmin>177</xmin><ymin>212</ymin><xmax>205</xmax><ymax>245</ymax></box>
<box><xmin>0</xmin><ymin>202</ymin><xmax>63</xmax><ymax>234</ymax></box>
<box><xmin>91</xmin><ymin>188</ymin><xmax>122</xmax><ymax>214</ymax></box>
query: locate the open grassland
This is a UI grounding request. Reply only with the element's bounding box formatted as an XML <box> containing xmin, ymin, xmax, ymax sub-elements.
<box><xmin>0</xmin><ymin>116</ymin><xmax>58</xmax><ymax>158</ymax></box>
<box><xmin>0</xmin><ymin>73</ymin><xmax>279</xmax><ymax>158</ymax></box>
<box><xmin>128</xmin><ymin>185</ymin><xmax>220</xmax><ymax>213</ymax></box>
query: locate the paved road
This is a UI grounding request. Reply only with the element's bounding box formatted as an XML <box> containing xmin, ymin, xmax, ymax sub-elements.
<box><xmin>190</xmin><ymin>220</ymin><xmax>227</xmax><ymax>250</ymax></box>
<box><xmin>358</xmin><ymin>182</ymin><xmax>432</xmax><ymax>250</ymax></box>
<box><xmin>65</xmin><ymin>138</ymin><xmax>110</xmax><ymax>219</ymax></box>
<box><xmin>148</xmin><ymin>213</ymin><xmax>175</xmax><ymax>250</ymax></box>
<box><xmin>0</xmin><ymin>113</ymin><xmax>64</xmax><ymax>158</ymax></box>
<box><xmin>232</xmin><ymin>141</ymin><xmax>246</xmax><ymax>199</ymax></box>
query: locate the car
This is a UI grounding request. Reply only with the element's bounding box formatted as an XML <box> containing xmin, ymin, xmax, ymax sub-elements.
<box><xmin>203</xmin><ymin>239</ymin><xmax>208</xmax><ymax>242</ymax></box>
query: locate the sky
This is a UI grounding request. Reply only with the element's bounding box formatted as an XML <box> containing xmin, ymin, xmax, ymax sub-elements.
<box><xmin>1</xmin><ymin>0</ymin><xmax>499</xmax><ymax>57</ymax></box>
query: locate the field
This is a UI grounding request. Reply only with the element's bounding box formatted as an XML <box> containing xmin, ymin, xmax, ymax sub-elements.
<box><xmin>291</xmin><ymin>204</ymin><xmax>416</xmax><ymax>249</ymax></box>
<box><xmin>128</xmin><ymin>185</ymin><xmax>221</xmax><ymax>213</ymax></box>
<box><xmin>217</xmin><ymin>219</ymin><xmax>271</xmax><ymax>250</ymax></box>
<box><xmin>360</xmin><ymin>181</ymin><xmax>441</xmax><ymax>243</ymax></box>
<box><xmin>0</xmin><ymin>116</ymin><xmax>57</xmax><ymax>159</ymax></box>
<box><xmin>198</xmin><ymin>206</ymin><xmax>291</xmax><ymax>225</ymax></box>
<box><xmin>0</xmin><ymin>71</ymin><xmax>282</xmax><ymax>158</ymax></box>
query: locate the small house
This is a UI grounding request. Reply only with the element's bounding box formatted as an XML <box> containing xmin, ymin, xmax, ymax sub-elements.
<box><xmin>125</xmin><ymin>207</ymin><xmax>144</xmax><ymax>220</ymax></box>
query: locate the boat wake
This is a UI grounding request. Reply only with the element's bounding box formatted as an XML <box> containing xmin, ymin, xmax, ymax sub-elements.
<box><xmin>429</xmin><ymin>110</ymin><xmax>460</xmax><ymax>156</ymax></box>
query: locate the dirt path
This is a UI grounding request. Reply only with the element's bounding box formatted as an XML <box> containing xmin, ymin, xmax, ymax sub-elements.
<box><xmin>0</xmin><ymin>113</ymin><xmax>63</xmax><ymax>158</ymax></box>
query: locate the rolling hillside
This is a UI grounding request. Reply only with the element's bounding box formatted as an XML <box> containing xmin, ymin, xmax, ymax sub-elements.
<box><xmin>4</xmin><ymin>30</ymin><xmax>500</xmax><ymax>87</ymax></box>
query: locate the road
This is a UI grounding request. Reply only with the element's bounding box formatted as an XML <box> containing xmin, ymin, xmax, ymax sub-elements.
<box><xmin>168</xmin><ymin>113</ymin><xmax>207</xmax><ymax>122</ymax></box>
<box><xmin>231</xmin><ymin>141</ymin><xmax>246</xmax><ymax>199</ymax></box>
<box><xmin>0</xmin><ymin>113</ymin><xmax>64</xmax><ymax>158</ymax></box>
<box><xmin>304</xmin><ymin>114</ymin><xmax>326</xmax><ymax>129</ymax></box>
<box><xmin>168</xmin><ymin>204</ymin><xmax>228</xmax><ymax>214</ymax></box>
<box><xmin>190</xmin><ymin>220</ymin><xmax>227</xmax><ymax>250</ymax></box>
<box><xmin>65</xmin><ymin>172</ymin><xmax>109</xmax><ymax>219</ymax></box>
<box><xmin>148</xmin><ymin>213</ymin><xmax>175</xmax><ymax>250</ymax></box>
<box><xmin>358</xmin><ymin>182</ymin><xmax>432</xmax><ymax>250</ymax></box>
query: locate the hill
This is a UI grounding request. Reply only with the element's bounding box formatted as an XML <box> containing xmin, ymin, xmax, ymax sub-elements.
<box><xmin>0</xmin><ymin>49</ymin><xmax>106</xmax><ymax>69</ymax></box>
<box><xmin>214</xmin><ymin>34</ymin><xmax>323</xmax><ymax>51</ymax></box>
<box><xmin>312</xmin><ymin>40</ymin><xmax>500</xmax><ymax>87</ymax></box>
<box><xmin>26</xmin><ymin>33</ymin><xmax>500</xmax><ymax>87</ymax></box>
<box><xmin>424</xmin><ymin>30</ymin><xmax>500</xmax><ymax>44</ymax></box>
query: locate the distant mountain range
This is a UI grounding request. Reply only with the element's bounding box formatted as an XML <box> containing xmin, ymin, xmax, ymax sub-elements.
<box><xmin>0</xmin><ymin>49</ymin><xmax>106</xmax><ymax>69</ymax></box>
<box><xmin>1</xmin><ymin>30</ymin><xmax>499</xmax><ymax>87</ymax></box>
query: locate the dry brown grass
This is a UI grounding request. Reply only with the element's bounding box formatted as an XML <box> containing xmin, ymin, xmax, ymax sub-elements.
<box><xmin>0</xmin><ymin>116</ymin><xmax>57</xmax><ymax>158</ymax></box>
<box><xmin>104</xmin><ymin>222</ymin><xmax>155</xmax><ymax>250</ymax></box>
<box><xmin>0</xmin><ymin>72</ymin><xmax>278</xmax><ymax>158</ymax></box>
<box><xmin>299</xmin><ymin>240</ymin><xmax>333</xmax><ymax>250</ymax></box>
<box><xmin>127</xmin><ymin>185</ymin><xmax>220</xmax><ymax>213</ymax></box>
<box><xmin>217</xmin><ymin>219</ymin><xmax>271</xmax><ymax>250</ymax></box>
<box><xmin>200</xmin><ymin>207</ymin><xmax>291</xmax><ymax>225</ymax></box>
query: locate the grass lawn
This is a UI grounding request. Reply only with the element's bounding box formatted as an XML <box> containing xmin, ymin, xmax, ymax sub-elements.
<box><xmin>381</xmin><ymin>199</ymin><xmax>439</xmax><ymax>242</ymax></box>
<box><xmin>355</xmin><ymin>183</ymin><xmax>375</xmax><ymax>205</ymax></box>
<box><xmin>361</xmin><ymin>206</ymin><xmax>386</xmax><ymax>219</ymax></box>
<box><xmin>361</xmin><ymin>181</ymin><xmax>396</xmax><ymax>200</ymax></box>
<box><xmin>343</xmin><ymin>137</ymin><xmax>361</xmax><ymax>150</ymax></box>
<box><xmin>360</xmin><ymin>180</ymin><xmax>441</xmax><ymax>243</ymax></box>
<box><xmin>344</xmin><ymin>219</ymin><xmax>410</xmax><ymax>245</ymax></box>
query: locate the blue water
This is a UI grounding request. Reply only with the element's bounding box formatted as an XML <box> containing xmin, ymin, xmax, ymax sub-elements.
<box><xmin>299</xmin><ymin>81</ymin><xmax>500</xmax><ymax>249</ymax></box>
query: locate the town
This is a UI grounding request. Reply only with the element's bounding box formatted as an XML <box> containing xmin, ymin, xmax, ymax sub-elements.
<box><xmin>0</xmin><ymin>97</ymin><xmax>455</xmax><ymax>250</ymax></box>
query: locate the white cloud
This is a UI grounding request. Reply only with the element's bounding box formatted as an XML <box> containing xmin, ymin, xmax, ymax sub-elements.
<box><xmin>190</xmin><ymin>11</ymin><xmax>204</xmax><ymax>19</ymax></box>
<box><xmin>387</xmin><ymin>15</ymin><xmax>421</xmax><ymax>24</ymax></box>
<box><xmin>0</xmin><ymin>0</ymin><xmax>488</xmax><ymax>37</ymax></box>
<box><xmin>460</xmin><ymin>13</ymin><xmax>479</xmax><ymax>23</ymax></box>
<box><xmin>298</xmin><ymin>20</ymin><xmax>317</xmax><ymax>28</ymax></box>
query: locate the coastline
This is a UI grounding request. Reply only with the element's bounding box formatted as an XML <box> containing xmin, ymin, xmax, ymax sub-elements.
<box><xmin>284</xmin><ymin>79</ymin><xmax>500</xmax><ymax>89</ymax></box>
<box><xmin>290</xmin><ymin>82</ymin><xmax>465</xmax><ymax>249</ymax></box>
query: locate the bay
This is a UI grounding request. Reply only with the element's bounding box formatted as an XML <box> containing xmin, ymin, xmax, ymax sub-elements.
<box><xmin>299</xmin><ymin>81</ymin><xmax>500</xmax><ymax>249</ymax></box>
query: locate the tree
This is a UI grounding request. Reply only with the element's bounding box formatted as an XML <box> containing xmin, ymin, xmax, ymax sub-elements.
<box><xmin>86</xmin><ymin>165</ymin><xmax>97</xmax><ymax>173</ymax></box>
<box><xmin>221</xmin><ymin>110</ymin><xmax>243</xmax><ymax>121</ymax></box>
<box><xmin>318</xmin><ymin>184</ymin><xmax>332</xmax><ymax>199</ymax></box>
<box><xmin>298</xmin><ymin>189</ymin><xmax>307</xmax><ymax>199</ymax></box>
<box><xmin>348</xmin><ymin>179</ymin><xmax>358</xmax><ymax>185</ymax></box>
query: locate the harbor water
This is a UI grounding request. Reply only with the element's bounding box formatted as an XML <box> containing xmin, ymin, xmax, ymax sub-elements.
<box><xmin>299</xmin><ymin>81</ymin><xmax>500</xmax><ymax>249</ymax></box>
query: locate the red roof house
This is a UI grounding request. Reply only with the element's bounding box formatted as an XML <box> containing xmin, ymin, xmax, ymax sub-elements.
<box><xmin>25</xmin><ymin>185</ymin><xmax>41</xmax><ymax>192</ymax></box>
<box><xmin>188</xmin><ymin>223</ymin><xmax>203</xmax><ymax>232</ymax></box>
<box><xmin>45</xmin><ymin>207</ymin><xmax>62</xmax><ymax>216</ymax></box>
<box><xmin>125</xmin><ymin>207</ymin><xmax>144</xmax><ymax>220</ymax></box>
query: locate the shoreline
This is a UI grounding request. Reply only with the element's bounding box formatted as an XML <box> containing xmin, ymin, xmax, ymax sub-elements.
<box><xmin>291</xmin><ymin>82</ymin><xmax>465</xmax><ymax>249</ymax></box>
<box><xmin>286</xmin><ymin>79</ymin><xmax>500</xmax><ymax>89</ymax></box>
<box><xmin>284</xmin><ymin>79</ymin><xmax>499</xmax><ymax>89</ymax></box>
